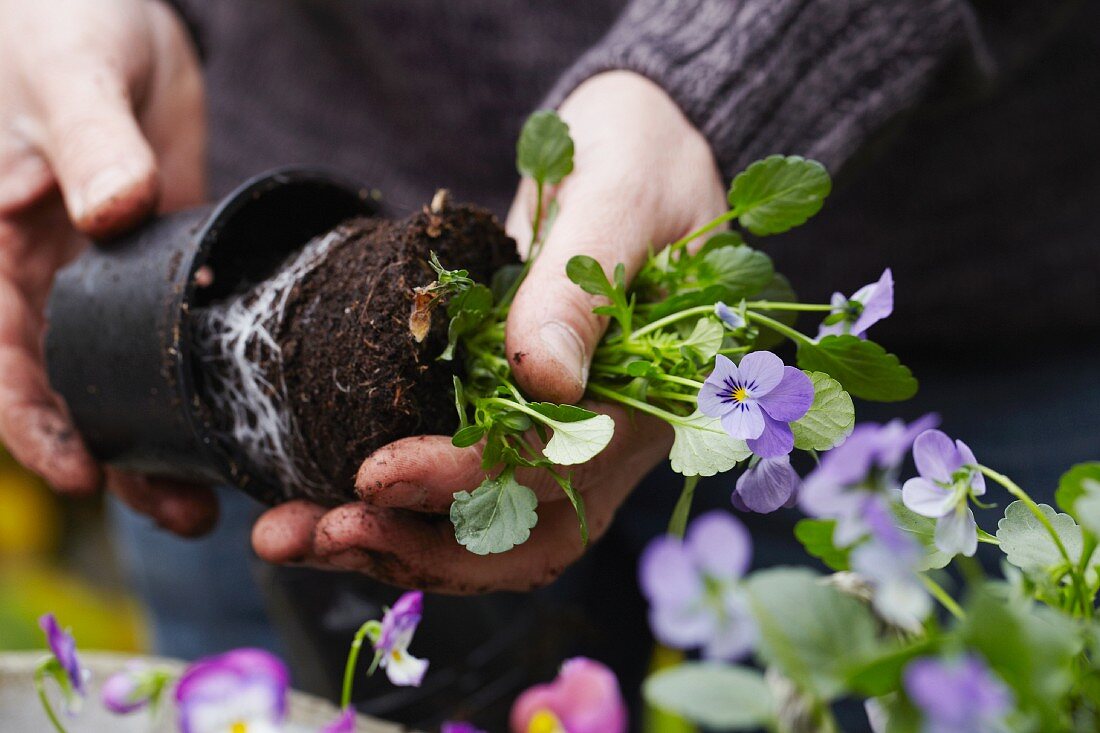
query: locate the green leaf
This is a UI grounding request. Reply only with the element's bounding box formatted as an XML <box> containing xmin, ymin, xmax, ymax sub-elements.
<box><xmin>957</xmin><ymin>586</ymin><xmax>1082</xmax><ymax>728</ymax></box>
<box><xmin>536</xmin><ymin>411</ymin><xmax>615</xmax><ymax>465</ymax></box>
<box><xmin>790</xmin><ymin>372</ymin><xmax>854</xmax><ymax>451</ymax></box>
<box><xmin>451</xmin><ymin>472</ymin><xmax>538</xmax><ymax>555</ymax></box>
<box><xmin>643</xmin><ymin>663</ymin><xmax>775</xmax><ymax>730</ymax></box>
<box><xmin>526</xmin><ymin>402</ymin><xmax>599</xmax><ymax>423</ymax></box>
<box><xmin>891</xmin><ymin>502</ymin><xmax>953</xmax><ymax>571</ymax></box>
<box><xmin>679</xmin><ymin>317</ymin><xmax>724</xmax><ymax>363</ymax></box>
<box><xmin>796</xmin><ymin>335</ymin><xmax>917</xmax><ymax>402</ymax></box>
<box><xmin>451</xmin><ymin>425</ymin><xmax>486</xmax><ymax>448</ymax></box>
<box><xmin>1054</xmin><ymin>462</ymin><xmax>1100</xmax><ymax>533</ymax></box>
<box><xmin>551</xmin><ymin>472</ymin><xmax>589</xmax><ymax>547</ymax></box>
<box><xmin>697</xmin><ymin>245</ymin><xmax>774</xmax><ymax>298</ymax></box>
<box><xmin>452</xmin><ymin>376</ymin><xmax>468</xmax><ymax>429</ymax></box>
<box><xmin>996</xmin><ymin>500</ymin><xmax>1082</xmax><ymax>573</ymax></box>
<box><xmin>440</xmin><ymin>284</ymin><xmax>493</xmax><ymax>361</ymax></box>
<box><xmin>516</xmin><ymin>110</ymin><xmax>574</xmax><ymax>185</ymax></box>
<box><xmin>669</xmin><ymin>410</ymin><xmax>752</xmax><ymax>477</ymax></box>
<box><xmin>490</xmin><ymin>263</ymin><xmax>524</xmax><ymax>301</ymax></box>
<box><xmin>727</xmin><ymin>155</ymin><xmax>831</xmax><ymax>235</ymax></box>
<box><xmin>744</xmin><ymin>568</ymin><xmax>879</xmax><ymax>700</ymax></box>
<box><xmin>566</xmin><ymin>255</ymin><xmax>614</xmax><ymax>298</ymax></box>
<box><xmin>793</xmin><ymin>519</ymin><xmax>850</xmax><ymax>571</ymax></box>
<box><xmin>844</xmin><ymin>639</ymin><xmax>936</xmax><ymax>698</ymax></box>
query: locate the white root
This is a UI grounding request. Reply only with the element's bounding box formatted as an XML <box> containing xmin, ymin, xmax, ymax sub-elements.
<box><xmin>193</xmin><ymin>231</ymin><xmax>340</xmax><ymax>500</ymax></box>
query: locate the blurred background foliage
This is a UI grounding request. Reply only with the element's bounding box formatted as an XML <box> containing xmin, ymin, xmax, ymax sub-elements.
<box><xmin>0</xmin><ymin>445</ymin><xmax>147</xmax><ymax>653</ymax></box>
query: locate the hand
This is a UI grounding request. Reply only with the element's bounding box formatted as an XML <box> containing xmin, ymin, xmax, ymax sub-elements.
<box><xmin>252</xmin><ymin>71</ymin><xmax>727</xmax><ymax>591</ymax></box>
<box><xmin>0</xmin><ymin>0</ymin><xmax>214</xmax><ymax>536</ymax></box>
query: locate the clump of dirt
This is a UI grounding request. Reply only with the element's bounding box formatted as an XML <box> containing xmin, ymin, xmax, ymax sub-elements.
<box><xmin>192</xmin><ymin>196</ymin><xmax>515</xmax><ymax>505</ymax></box>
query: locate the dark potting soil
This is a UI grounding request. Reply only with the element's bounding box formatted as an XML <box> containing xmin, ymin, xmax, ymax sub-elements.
<box><xmin>269</xmin><ymin>200</ymin><xmax>515</xmax><ymax>503</ymax></box>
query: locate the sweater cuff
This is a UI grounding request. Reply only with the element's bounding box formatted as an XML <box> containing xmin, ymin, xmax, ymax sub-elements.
<box><xmin>544</xmin><ymin>0</ymin><xmax>978</xmax><ymax>179</ymax></box>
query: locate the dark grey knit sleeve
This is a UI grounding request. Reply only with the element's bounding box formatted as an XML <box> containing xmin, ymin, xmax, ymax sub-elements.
<box><xmin>544</xmin><ymin>0</ymin><xmax>983</xmax><ymax>178</ymax></box>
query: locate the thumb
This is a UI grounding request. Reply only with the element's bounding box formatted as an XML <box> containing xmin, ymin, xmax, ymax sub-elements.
<box><xmin>505</xmin><ymin>186</ymin><xmax>653</xmax><ymax>404</ymax></box>
<box><xmin>31</xmin><ymin>59</ymin><xmax>158</xmax><ymax>238</ymax></box>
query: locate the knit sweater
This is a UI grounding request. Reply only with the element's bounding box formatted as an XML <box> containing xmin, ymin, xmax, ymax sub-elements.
<box><xmin>169</xmin><ymin>0</ymin><xmax>1098</xmax><ymax>353</ymax></box>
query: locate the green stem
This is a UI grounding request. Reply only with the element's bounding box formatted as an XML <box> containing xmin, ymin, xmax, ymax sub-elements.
<box><xmin>499</xmin><ymin>180</ymin><xmax>545</xmax><ymax>309</ymax></box>
<box><xmin>341</xmin><ymin>620</ymin><xmax>381</xmax><ymax>708</ymax></box>
<box><xmin>744</xmin><ymin>301</ymin><xmax>834</xmax><ymax>312</ymax></box>
<box><xmin>980</xmin><ymin>464</ymin><xmax>1092</xmax><ymax>616</ymax></box>
<box><xmin>589</xmin><ymin>364</ymin><xmax>704</xmax><ymax>390</ymax></box>
<box><xmin>919</xmin><ymin>574</ymin><xmax>966</xmax><ymax>621</ymax></box>
<box><xmin>628</xmin><ymin>305</ymin><xmax>714</xmax><ymax>340</ymax></box>
<box><xmin>745</xmin><ymin>310</ymin><xmax>813</xmax><ymax>346</ymax></box>
<box><xmin>668</xmin><ymin>476</ymin><xmax>699</xmax><ymax>538</ymax></box>
<box><xmin>34</xmin><ymin>664</ymin><xmax>67</xmax><ymax>733</ymax></box>
<box><xmin>646</xmin><ymin>390</ymin><xmax>698</xmax><ymax>403</ymax></box>
<box><xmin>586</xmin><ymin>383</ymin><xmax>688</xmax><ymax>424</ymax></box>
<box><xmin>665</xmin><ymin>209</ymin><xmax>740</xmax><ymax>253</ymax></box>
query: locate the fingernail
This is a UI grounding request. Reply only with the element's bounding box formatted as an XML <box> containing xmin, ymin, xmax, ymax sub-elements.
<box><xmin>539</xmin><ymin>320</ymin><xmax>588</xmax><ymax>388</ymax></box>
<box><xmin>75</xmin><ymin>164</ymin><xmax>137</xmax><ymax>221</ymax></box>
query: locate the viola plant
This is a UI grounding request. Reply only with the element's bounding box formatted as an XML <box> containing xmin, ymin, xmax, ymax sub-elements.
<box><xmin>424</xmin><ymin>110</ymin><xmax>920</xmax><ymax>555</ymax></box>
<box><xmin>35</xmin><ymin>613</ymin><xmax>89</xmax><ymax>733</ymax></box>
<box><xmin>640</xmin><ymin>435</ymin><xmax>1100</xmax><ymax>733</ymax></box>
<box><xmin>509</xmin><ymin>657</ymin><xmax>628</xmax><ymax>733</ymax></box>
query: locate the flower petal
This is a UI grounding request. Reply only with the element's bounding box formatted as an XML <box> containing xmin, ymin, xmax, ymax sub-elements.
<box><xmin>734</xmin><ymin>351</ymin><xmax>784</xmax><ymax>395</ymax></box>
<box><xmin>955</xmin><ymin>439</ymin><xmax>986</xmax><ymax>495</ymax></box>
<box><xmin>702</xmin><ymin>592</ymin><xmax>756</xmax><ymax>661</ymax></box>
<box><xmin>714</xmin><ymin>302</ymin><xmax>745</xmax><ymax>330</ymax></box>
<box><xmin>901</xmin><ymin>477</ymin><xmax>955</xmax><ymax>518</ymax></box>
<box><xmin>757</xmin><ymin>367</ymin><xmax>814</xmax><ymax>422</ymax></box>
<box><xmin>745</xmin><ymin>412</ymin><xmax>794</xmax><ymax>458</ymax></box>
<box><xmin>686</xmin><ymin>510</ymin><xmax>753</xmax><ymax>580</ymax></box>
<box><xmin>697</xmin><ymin>377</ymin><xmax>732</xmax><ymax>418</ymax></box>
<box><xmin>735</xmin><ymin>456</ymin><xmax>799</xmax><ymax>513</ymax></box>
<box><xmin>639</xmin><ymin>538</ymin><xmax>703</xmax><ymax>605</ymax></box>
<box><xmin>934</xmin><ymin>506</ymin><xmax>978</xmax><ymax>557</ymax></box>
<box><xmin>384</xmin><ymin>651</ymin><xmax>428</xmax><ymax>687</ymax></box>
<box><xmin>649</xmin><ymin>603</ymin><xmax>717</xmax><ymax>650</ymax></box>
<box><xmin>720</xmin><ymin>402</ymin><xmax>765</xmax><ymax>440</ymax></box>
<box><xmin>849</xmin><ymin>268</ymin><xmax>894</xmax><ymax>337</ymax></box>
<box><xmin>912</xmin><ymin>429</ymin><xmax>959</xmax><ymax>484</ymax></box>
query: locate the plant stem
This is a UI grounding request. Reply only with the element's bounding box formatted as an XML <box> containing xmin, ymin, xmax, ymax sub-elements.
<box><xmin>499</xmin><ymin>180</ymin><xmax>545</xmax><ymax>309</ymax></box>
<box><xmin>34</xmin><ymin>665</ymin><xmax>67</xmax><ymax>733</ymax></box>
<box><xmin>586</xmin><ymin>383</ymin><xmax>686</xmax><ymax>424</ymax></box>
<box><xmin>744</xmin><ymin>301</ymin><xmax>834</xmax><ymax>312</ymax></box>
<box><xmin>646</xmin><ymin>390</ymin><xmax>698</xmax><ymax>403</ymax></box>
<box><xmin>589</xmin><ymin>364</ymin><xmax>704</xmax><ymax>390</ymax></box>
<box><xmin>980</xmin><ymin>464</ymin><xmax>1093</xmax><ymax>617</ymax></box>
<box><xmin>668</xmin><ymin>476</ymin><xmax>699</xmax><ymax>538</ymax></box>
<box><xmin>745</xmin><ymin>310</ymin><xmax>813</xmax><ymax>346</ymax></box>
<box><xmin>628</xmin><ymin>305</ymin><xmax>715</xmax><ymax>340</ymax></box>
<box><xmin>665</xmin><ymin>209</ymin><xmax>740</xmax><ymax>253</ymax></box>
<box><xmin>919</xmin><ymin>574</ymin><xmax>966</xmax><ymax>620</ymax></box>
<box><xmin>341</xmin><ymin>620</ymin><xmax>381</xmax><ymax>708</ymax></box>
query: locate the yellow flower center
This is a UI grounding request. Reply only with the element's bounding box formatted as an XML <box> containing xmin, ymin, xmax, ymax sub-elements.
<box><xmin>392</xmin><ymin>649</ymin><xmax>404</xmax><ymax>662</ymax></box>
<box><xmin>230</xmin><ymin>723</ymin><xmax>248</xmax><ymax>733</ymax></box>
<box><xmin>732</xmin><ymin>386</ymin><xmax>749</xmax><ymax>402</ymax></box>
<box><xmin>528</xmin><ymin>709</ymin><xmax>565</xmax><ymax>733</ymax></box>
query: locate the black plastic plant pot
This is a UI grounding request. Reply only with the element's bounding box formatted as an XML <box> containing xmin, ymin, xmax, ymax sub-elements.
<box><xmin>45</xmin><ymin>168</ymin><xmax>377</xmax><ymax>496</ymax></box>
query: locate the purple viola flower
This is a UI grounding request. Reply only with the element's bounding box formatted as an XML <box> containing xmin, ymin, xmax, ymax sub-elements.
<box><xmin>698</xmin><ymin>352</ymin><xmax>814</xmax><ymax>458</ymax></box>
<box><xmin>715</xmin><ymin>301</ymin><xmax>746</xmax><ymax>330</ymax></box>
<box><xmin>175</xmin><ymin>648</ymin><xmax>289</xmax><ymax>733</ymax></box>
<box><xmin>38</xmin><ymin>613</ymin><xmax>88</xmax><ymax>710</ymax></box>
<box><xmin>850</xmin><ymin>498</ymin><xmax>931</xmax><ymax>631</ymax></box>
<box><xmin>639</xmin><ymin>511</ymin><xmax>756</xmax><ymax>660</ymax></box>
<box><xmin>817</xmin><ymin>268</ymin><xmax>893</xmax><ymax>339</ymax></box>
<box><xmin>319</xmin><ymin>707</ymin><xmax>356</xmax><ymax>733</ymax></box>
<box><xmin>376</xmin><ymin>591</ymin><xmax>429</xmax><ymax>687</ymax></box>
<box><xmin>733</xmin><ymin>455</ymin><xmax>801</xmax><ymax>513</ymax></box>
<box><xmin>904</xmin><ymin>655</ymin><xmax>1012</xmax><ymax>733</ymax></box>
<box><xmin>902</xmin><ymin>430</ymin><xmax>985</xmax><ymax>557</ymax></box>
<box><xmin>442</xmin><ymin>722</ymin><xmax>487</xmax><ymax>733</ymax></box>
<box><xmin>101</xmin><ymin>662</ymin><xmax>170</xmax><ymax>715</ymax></box>
<box><xmin>510</xmin><ymin>657</ymin><xmax>627</xmax><ymax>733</ymax></box>
<box><xmin>800</xmin><ymin>416</ymin><xmax>937</xmax><ymax>546</ymax></box>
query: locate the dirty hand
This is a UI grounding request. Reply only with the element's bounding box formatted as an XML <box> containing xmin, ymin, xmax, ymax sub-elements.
<box><xmin>0</xmin><ymin>0</ymin><xmax>213</xmax><ymax>535</ymax></box>
<box><xmin>252</xmin><ymin>71</ymin><xmax>727</xmax><ymax>591</ymax></box>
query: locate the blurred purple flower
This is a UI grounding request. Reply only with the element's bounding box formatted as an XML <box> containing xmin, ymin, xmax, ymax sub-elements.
<box><xmin>442</xmin><ymin>722</ymin><xmax>486</xmax><ymax>733</ymax></box>
<box><xmin>319</xmin><ymin>707</ymin><xmax>356</xmax><ymax>733</ymax></box>
<box><xmin>817</xmin><ymin>268</ymin><xmax>893</xmax><ymax>339</ymax></box>
<box><xmin>510</xmin><ymin>657</ymin><xmax>627</xmax><ymax>733</ymax></box>
<box><xmin>904</xmin><ymin>655</ymin><xmax>1011</xmax><ymax>733</ymax></box>
<box><xmin>714</xmin><ymin>301</ymin><xmax>746</xmax><ymax>330</ymax></box>
<box><xmin>175</xmin><ymin>648</ymin><xmax>289</xmax><ymax>733</ymax></box>
<box><xmin>376</xmin><ymin>591</ymin><xmax>429</xmax><ymax>687</ymax></box>
<box><xmin>850</xmin><ymin>499</ymin><xmax>931</xmax><ymax>631</ymax></box>
<box><xmin>698</xmin><ymin>352</ymin><xmax>814</xmax><ymax>458</ymax></box>
<box><xmin>902</xmin><ymin>430</ymin><xmax>985</xmax><ymax>557</ymax></box>
<box><xmin>639</xmin><ymin>511</ymin><xmax>756</xmax><ymax>660</ymax></box>
<box><xmin>800</xmin><ymin>416</ymin><xmax>937</xmax><ymax>546</ymax></box>
<box><xmin>733</xmin><ymin>455</ymin><xmax>801</xmax><ymax>513</ymax></box>
<box><xmin>38</xmin><ymin>613</ymin><xmax>89</xmax><ymax>714</ymax></box>
<box><xmin>101</xmin><ymin>662</ymin><xmax>164</xmax><ymax>715</ymax></box>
